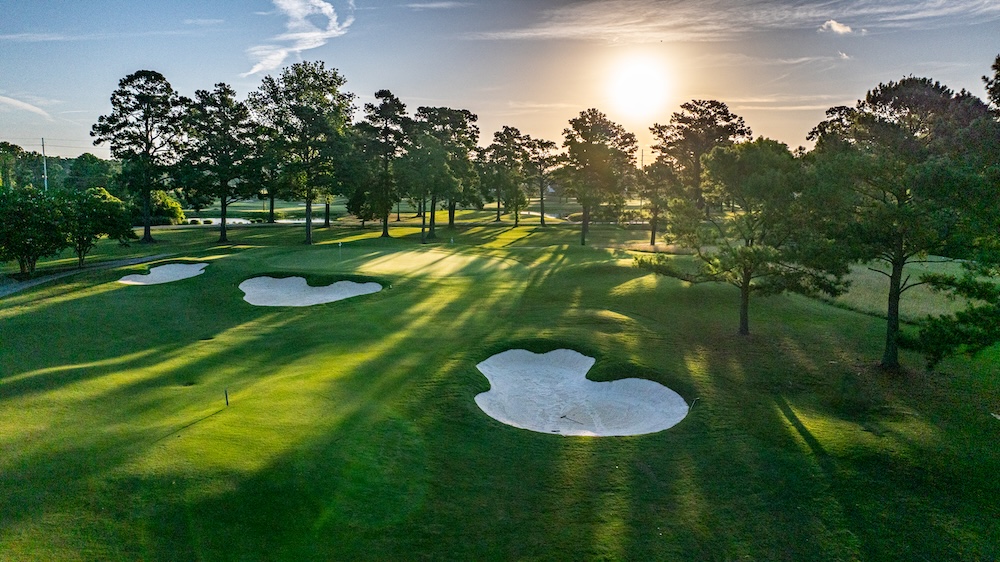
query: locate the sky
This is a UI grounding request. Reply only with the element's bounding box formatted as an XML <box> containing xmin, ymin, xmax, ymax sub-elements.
<box><xmin>2</xmin><ymin>0</ymin><xmax>999</xmax><ymax>159</ymax></box>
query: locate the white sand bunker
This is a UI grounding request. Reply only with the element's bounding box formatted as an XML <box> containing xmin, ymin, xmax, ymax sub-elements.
<box><xmin>475</xmin><ymin>349</ymin><xmax>688</xmax><ymax>437</ymax></box>
<box><xmin>118</xmin><ymin>263</ymin><xmax>208</xmax><ymax>285</ymax></box>
<box><xmin>239</xmin><ymin>276</ymin><xmax>381</xmax><ymax>307</ymax></box>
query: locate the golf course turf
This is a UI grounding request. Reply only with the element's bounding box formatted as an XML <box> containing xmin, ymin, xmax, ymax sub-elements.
<box><xmin>1</xmin><ymin>221</ymin><xmax>997</xmax><ymax>560</ymax></box>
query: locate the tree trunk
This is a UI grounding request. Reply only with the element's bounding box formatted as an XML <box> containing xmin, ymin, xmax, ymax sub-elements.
<box><xmin>739</xmin><ymin>278</ymin><xmax>751</xmax><ymax>336</ymax></box>
<box><xmin>581</xmin><ymin>205</ymin><xmax>590</xmax><ymax>246</ymax></box>
<box><xmin>428</xmin><ymin>194</ymin><xmax>438</xmax><ymax>239</ymax></box>
<box><xmin>396</xmin><ymin>201</ymin><xmax>401</xmax><ymax>222</ymax></box>
<box><xmin>324</xmin><ymin>201</ymin><xmax>331</xmax><ymax>228</ymax></box>
<box><xmin>539</xmin><ymin>179</ymin><xmax>546</xmax><ymax>227</ymax></box>
<box><xmin>304</xmin><ymin>198</ymin><xmax>313</xmax><ymax>245</ymax></box>
<box><xmin>268</xmin><ymin>194</ymin><xmax>276</xmax><ymax>223</ymax></box>
<box><xmin>381</xmin><ymin>210</ymin><xmax>391</xmax><ymax>237</ymax></box>
<box><xmin>496</xmin><ymin>195</ymin><xmax>501</xmax><ymax>222</ymax></box>
<box><xmin>448</xmin><ymin>199</ymin><xmax>456</xmax><ymax>228</ymax></box>
<box><xmin>420</xmin><ymin>196</ymin><xmax>427</xmax><ymax>244</ymax></box>
<box><xmin>141</xmin><ymin>189</ymin><xmax>154</xmax><ymax>243</ymax></box>
<box><xmin>649</xmin><ymin>206</ymin><xmax>659</xmax><ymax>245</ymax></box>
<box><xmin>219</xmin><ymin>197</ymin><xmax>229</xmax><ymax>243</ymax></box>
<box><xmin>882</xmin><ymin>258</ymin><xmax>905</xmax><ymax>371</ymax></box>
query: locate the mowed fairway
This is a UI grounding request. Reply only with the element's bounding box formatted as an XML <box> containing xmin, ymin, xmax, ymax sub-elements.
<box><xmin>1</xmin><ymin>224</ymin><xmax>998</xmax><ymax>560</ymax></box>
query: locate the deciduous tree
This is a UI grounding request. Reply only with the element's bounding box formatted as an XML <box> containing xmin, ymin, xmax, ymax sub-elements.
<box><xmin>0</xmin><ymin>188</ymin><xmax>67</xmax><ymax>276</ymax></box>
<box><xmin>58</xmin><ymin>187</ymin><xmax>136</xmax><ymax>267</ymax></box>
<box><xmin>248</xmin><ymin>61</ymin><xmax>355</xmax><ymax>244</ymax></box>
<box><xmin>481</xmin><ymin>126</ymin><xmax>527</xmax><ymax>224</ymax></box>
<box><xmin>413</xmin><ymin>106</ymin><xmax>480</xmax><ymax>229</ymax></box>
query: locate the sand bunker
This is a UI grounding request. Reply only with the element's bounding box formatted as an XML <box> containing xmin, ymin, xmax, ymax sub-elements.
<box><xmin>475</xmin><ymin>349</ymin><xmax>688</xmax><ymax>437</ymax></box>
<box><xmin>239</xmin><ymin>276</ymin><xmax>382</xmax><ymax>307</ymax></box>
<box><xmin>118</xmin><ymin>263</ymin><xmax>208</xmax><ymax>285</ymax></box>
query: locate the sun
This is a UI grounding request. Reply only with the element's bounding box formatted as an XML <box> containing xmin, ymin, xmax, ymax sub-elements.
<box><xmin>607</xmin><ymin>55</ymin><xmax>671</xmax><ymax>121</ymax></box>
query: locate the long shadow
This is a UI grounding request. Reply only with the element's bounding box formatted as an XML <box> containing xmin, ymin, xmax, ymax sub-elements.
<box><xmin>4</xmin><ymin>229</ymin><xmax>997</xmax><ymax>559</ymax></box>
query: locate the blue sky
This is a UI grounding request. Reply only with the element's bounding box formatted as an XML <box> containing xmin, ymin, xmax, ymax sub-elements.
<box><xmin>2</xmin><ymin>0</ymin><xmax>999</xmax><ymax>158</ymax></box>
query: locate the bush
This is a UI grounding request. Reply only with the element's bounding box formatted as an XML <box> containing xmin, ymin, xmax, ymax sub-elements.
<box><xmin>131</xmin><ymin>190</ymin><xmax>185</xmax><ymax>226</ymax></box>
<box><xmin>204</xmin><ymin>219</ymin><xmax>213</xmax><ymax>225</ymax></box>
<box><xmin>189</xmin><ymin>219</ymin><xmax>201</xmax><ymax>225</ymax></box>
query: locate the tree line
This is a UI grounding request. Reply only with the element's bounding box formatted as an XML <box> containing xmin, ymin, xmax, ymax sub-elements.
<box><xmin>2</xmin><ymin>56</ymin><xmax>998</xmax><ymax>371</ymax></box>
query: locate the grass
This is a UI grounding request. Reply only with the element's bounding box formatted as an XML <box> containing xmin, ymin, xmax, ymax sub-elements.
<box><xmin>1</xmin><ymin>222</ymin><xmax>998</xmax><ymax>560</ymax></box>
<box><xmin>825</xmin><ymin>259</ymin><xmax>973</xmax><ymax>323</ymax></box>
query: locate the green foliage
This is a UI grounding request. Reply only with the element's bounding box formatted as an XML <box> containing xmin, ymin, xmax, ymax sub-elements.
<box><xmin>521</xmin><ymin>135</ymin><xmax>561</xmax><ymax>227</ymax></box>
<box><xmin>352</xmin><ymin>89</ymin><xmax>408</xmax><ymax>236</ymax></box>
<box><xmin>131</xmin><ymin>190</ymin><xmax>185</xmax><ymax>226</ymax></box>
<box><xmin>0</xmin><ymin>141</ymin><xmax>22</xmax><ymax>190</ymax></box>
<box><xmin>0</xmin><ymin>187</ymin><xmax>67</xmax><ymax>275</ymax></box>
<box><xmin>912</xmin><ymin>243</ymin><xmax>1000</xmax><ymax>368</ymax></box>
<box><xmin>480</xmin><ymin>125</ymin><xmax>528</xmax><ymax>224</ymax></box>
<box><xmin>650</xmin><ymin>99</ymin><xmax>752</xmax><ymax>212</ymax></box>
<box><xmin>64</xmin><ymin>152</ymin><xmax>116</xmax><ymax>192</ymax></box>
<box><xmin>179</xmin><ymin>82</ymin><xmax>261</xmax><ymax>242</ymax></box>
<box><xmin>248</xmin><ymin>61</ymin><xmax>355</xmax><ymax>244</ymax></box>
<box><xmin>57</xmin><ymin>187</ymin><xmax>136</xmax><ymax>267</ymax></box>
<box><xmin>562</xmin><ymin>108</ymin><xmax>637</xmax><ymax>245</ymax></box>
<box><xmin>91</xmin><ymin>70</ymin><xmax>188</xmax><ymax>242</ymax></box>
<box><xmin>809</xmin><ymin>76</ymin><xmax>998</xmax><ymax>369</ymax></box>
<box><xmin>656</xmin><ymin>138</ymin><xmax>849</xmax><ymax>335</ymax></box>
<box><xmin>412</xmin><ymin>106</ymin><xmax>481</xmax><ymax>228</ymax></box>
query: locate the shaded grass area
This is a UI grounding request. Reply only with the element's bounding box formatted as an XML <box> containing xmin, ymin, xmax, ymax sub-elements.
<box><xmin>1</xmin><ymin>225</ymin><xmax>998</xmax><ymax>560</ymax></box>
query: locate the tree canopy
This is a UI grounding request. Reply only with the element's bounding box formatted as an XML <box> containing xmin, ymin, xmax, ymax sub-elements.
<box><xmin>809</xmin><ymin>76</ymin><xmax>998</xmax><ymax>370</ymax></box>
<box><xmin>248</xmin><ymin>61</ymin><xmax>354</xmax><ymax>245</ymax></box>
<box><xmin>91</xmin><ymin>70</ymin><xmax>187</xmax><ymax>243</ymax></box>
<box><xmin>650</xmin><ymin>100</ymin><xmax>751</xmax><ymax>217</ymax></box>
<box><xmin>562</xmin><ymin>108</ymin><xmax>636</xmax><ymax>245</ymax></box>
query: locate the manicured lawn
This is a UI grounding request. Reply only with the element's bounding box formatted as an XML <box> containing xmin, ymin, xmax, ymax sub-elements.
<box><xmin>1</xmin><ymin>223</ymin><xmax>997</xmax><ymax>560</ymax></box>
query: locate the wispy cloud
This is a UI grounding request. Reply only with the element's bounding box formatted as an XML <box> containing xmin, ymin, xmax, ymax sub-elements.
<box><xmin>0</xmin><ymin>32</ymin><xmax>75</xmax><ymax>42</ymax></box>
<box><xmin>0</xmin><ymin>95</ymin><xmax>54</xmax><ymax>121</ymax></box>
<box><xmin>471</xmin><ymin>0</ymin><xmax>1000</xmax><ymax>42</ymax></box>
<box><xmin>405</xmin><ymin>2</ymin><xmax>470</xmax><ymax>9</ymax></box>
<box><xmin>726</xmin><ymin>93</ymin><xmax>857</xmax><ymax>112</ymax></box>
<box><xmin>0</xmin><ymin>29</ymin><xmax>201</xmax><ymax>43</ymax></box>
<box><xmin>819</xmin><ymin>19</ymin><xmax>853</xmax><ymax>34</ymax></box>
<box><xmin>693</xmin><ymin>52</ymin><xmax>853</xmax><ymax>68</ymax></box>
<box><xmin>184</xmin><ymin>19</ymin><xmax>225</xmax><ymax>26</ymax></box>
<box><xmin>243</xmin><ymin>0</ymin><xmax>355</xmax><ymax>76</ymax></box>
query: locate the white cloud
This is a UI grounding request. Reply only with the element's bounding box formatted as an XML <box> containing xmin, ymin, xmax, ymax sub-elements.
<box><xmin>470</xmin><ymin>0</ymin><xmax>1000</xmax><ymax>42</ymax></box>
<box><xmin>838</xmin><ymin>51</ymin><xmax>852</xmax><ymax>60</ymax></box>
<box><xmin>0</xmin><ymin>95</ymin><xmax>53</xmax><ymax>121</ymax></box>
<box><xmin>243</xmin><ymin>0</ymin><xmax>355</xmax><ymax>76</ymax></box>
<box><xmin>819</xmin><ymin>19</ymin><xmax>853</xmax><ymax>34</ymax></box>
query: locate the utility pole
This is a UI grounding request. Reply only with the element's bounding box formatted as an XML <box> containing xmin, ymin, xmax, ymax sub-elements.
<box><xmin>41</xmin><ymin>138</ymin><xmax>49</xmax><ymax>191</ymax></box>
